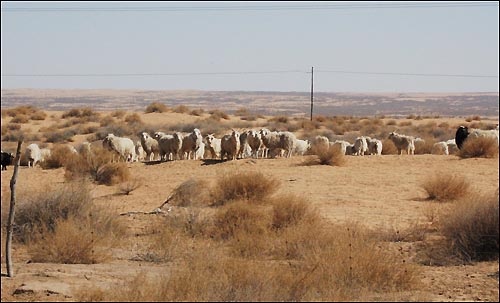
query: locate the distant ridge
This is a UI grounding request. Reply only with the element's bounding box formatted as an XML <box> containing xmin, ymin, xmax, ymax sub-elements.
<box><xmin>1</xmin><ymin>89</ymin><xmax>498</xmax><ymax>117</ymax></box>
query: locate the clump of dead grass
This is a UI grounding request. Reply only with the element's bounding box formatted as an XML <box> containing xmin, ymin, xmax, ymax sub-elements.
<box><xmin>167</xmin><ymin>179</ymin><xmax>211</xmax><ymax>207</ymax></box>
<box><xmin>421</xmin><ymin>172</ymin><xmax>470</xmax><ymax>202</ymax></box>
<box><xmin>439</xmin><ymin>190</ymin><xmax>499</xmax><ymax>262</ymax></box>
<box><xmin>210</xmin><ymin>171</ymin><xmax>280</xmax><ymax>206</ymax></box>
<box><xmin>302</xmin><ymin>146</ymin><xmax>346</xmax><ymax>166</ymax></box>
<box><xmin>118</xmin><ymin>178</ymin><xmax>143</xmax><ymax>195</ymax></box>
<box><xmin>40</xmin><ymin>144</ymin><xmax>79</xmax><ymax>169</ymax></box>
<box><xmin>96</xmin><ymin>162</ymin><xmax>131</xmax><ymax>185</ymax></box>
<box><xmin>458</xmin><ymin>137</ymin><xmax>499</xmax><ymax>159</ymax></box>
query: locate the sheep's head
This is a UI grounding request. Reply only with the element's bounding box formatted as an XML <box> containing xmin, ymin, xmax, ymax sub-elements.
<box><xmin>205</xmin><ymin>134</ymin><xmax>215</xmax><ymax>145</ymax></box>
<box><xmin>232</xmin><ymin>130</ymin><xmax>240</xmax><ymax>141</ymax></box>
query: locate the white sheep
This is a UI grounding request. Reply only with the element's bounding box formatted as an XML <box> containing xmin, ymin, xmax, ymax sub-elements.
<box><xmin>140</xmin><ymin>132</ymin><xmax>160</xmax><ymax>161</ymax></box>
<box><xmin>345</xmin><ymin>144</ymin><xmax>356</xmax><ymax>156</ymax></box>
<box><xmin>246</xmin><ymin>130</ymin><xmax>263</xmax><ymax>158</ymax></box>
<box><xmin>135</xmin><ymin>141</ymin><xmax>145</xmax><ymax>162</ymax></box>
<box><xmin>431</xmin><ymin>142</ymin><xmax>449</xmax><ymax>155</ymax></box>
<box><xmin>156</xmin><ymin>132</ymin><xmax>183</xmax><ymax>161</ymax></box>
<box><xmin>294</xmin><ymin>139</ymin><xmax>311</xmax><ymax>156</ymax></box>
<box><xmin>330</xmin><ymin>140</ymin><xmax>350</xmax><ymax>155</ymax></box>
<box><xmin>181</xmin><ymin>128</ymin><xmax>203</xmax><ymax>160</ymax></box>
<box><xmin>195</xmin><ymin>142</ymin><xmax>205</xmax><ymax>160</ymax></box>
<box><xmin>279</xmin><ymin>131</ymin><xmax>297</xmax><ymax>158</ymax></box>
<box><xmin>103</xmin><ymin>133</ymin><xmax>136</xmax><ymax>162</ymax></box>
<box><xmin>353</xmin><ymin>137</ymin><xmax>368</xmax><ymax>156</ymax></box>
<box><xmin>204</xmin><ymin>134</ymin><xmax>222</xmax><ymax>159</ymax></box>
<box><xmin>25</xmin><ymin>143</ymin><xmax>42</xmax><ymax>168</ymax></box>
<box><xmin>388</xmin><ymin>132</ymin><xmax>415</xmax><ymax>155</ymax></box>
<box><xmin>365</xmin><ymin>137</ymin><xmax>382</xmax><ymax>155</ymax></box>
<box><xmin>220</xmin><ymin>130</ymin><xmax>241</xmax><ymax>161</ymax></box>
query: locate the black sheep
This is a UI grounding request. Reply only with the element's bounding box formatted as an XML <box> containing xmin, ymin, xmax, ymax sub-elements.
<box><xmin>455</xmin><ymin>126</ymin><xmax>469</xmax><ymax>150</ymax></box>
<box><xmin>1</xmin><ymin>151</ymin><xmax>15</xmax><ymax>171</ymax></box>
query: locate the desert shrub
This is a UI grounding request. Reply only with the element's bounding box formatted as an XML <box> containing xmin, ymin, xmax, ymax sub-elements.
<box><xmin>10</xmin><ymin>114</ymin><xmax>29</xmax><ymax>124</ymax></box>
<box><xmin>414</xmin><ymin>137</ymin><xmax>436</xmax><ymax>155</ymax></box>
<box><xmin>234</xmin><ymin>107</ymin><xmax>250</xmax><ymax>116</ymax></box>
<box><xmin>458</xmin><ymin>137</ymin><xmax>499</xmax><ymax>159</ymax></box>
<box><xmin>381</xmin><ymin>139</ymin><xmax>398</xmax><ymax>155</ymax></box>
<box><xmin>190</xmin><ymin>108</ymin><xmax>205</xmax><ymax>116</ymax></box>
<box><xmin>299</xmin><ymin>119</ymin><xmax>321</xmax><ymax>131</ymax></box>
<box><xmin>167</xmin><ymin>179</ymin><xmax>211</xmax><ymax>207</ymax></box>
<box><xmin>210</xmin><ymin>171</ymin><xmax>279</xmax><ymax>206</ymax></box>
<box><xmin>271</xmin><ymin>194</ymin><xmax>319</xmax><ymax>230</ymax></box>
<box><xmin>240</xmin><ymin>114</ymin><xmax>259</xmax><ymax>121</ymax></box>
<box><xmin>4</xmin><ymin>105</ymin><xmax>39</xmax><ymax>117</ymax></box>
<box><xmin>209</xmin><ymin>201</ymin><xmax>271</xmax><ymax>241</ymax></box>
<box><xmin>439</xmin><ymin>190</ymin><xmax>499</xmax><ymax>262</ymax></box>
<box><xmin>40</xmin><ymin>144</ymin><xmax>79</xmax><ymax>169</ymax></box>
<box><xmin>172</xmin><ymin>105</ymin><xmax>191</xmax><ymax>114</ymax></box>
<box><xmin>269</xmin><ymin>115</ymin><xmax>289</xmax><ymax>123</ymax></box>
<box><xmin>28</xmin><ymin>217</ymin><xmax>118</xmax><ymax>264</ymax></box>
<box><xmin>118</xmin><ymin>178</ymin><xmax>143</xmax><ymax>195</ymax></box>
<box><xmin>13</xmin><ymin>182</ymin><xmax>124</xmax><ymax>263</ymax></box>
<box><xmin>30</xmin><ymin>111</ymin><xmax>47</xmax><ymax>120</ymax></box>
<box><xmin>421</xmin><ymin>172</ymin><xmax>470</xmax><ymax>202</ymax></box>
<box><xmin>399</xmin><ymin>121</ymin><xmax>412</xmax><ymax>127</ymax></box>
<box><xmin>1</xmin><ymin>123</ymin><xmax>21</xmax><ymax>136</ymax></box>
<box><xmin>124</xmin><ymin>113</ymin><xmax>143</xmax><ymax>124</ymax></box>
<box><xmin>208</xmin><ymin>109</ymin><xmax>230</xmax><ymax>121</ymax></box>
<box><xmin>386</xmin><ymin>119</ymin><xmax>397</xmax><ymax>126</ymax></box>
<box><xmin>303</xmin><ymin>145</ymin><xmax>346</xmax><ymax>166</ymax></box>
<box><xmin>13</xmin><ymin>182</ymin><xmax>92</xmax><ymax>242</ymax></box>
<box><xmin>64</xmin><ymin>147</ymin><xmax>114</xmax><ymax>181</ymax></box>
<box><xmin>100</xmin><ymin>115</ymin><xmax>115</xmax><ymax>127</ymax></box>
<box><xmin>62</xmin><ymin>107</ymin><xmax>99</xmax><ymax>121</ymax></box>
<box><xmin>95</xmin><ymin>162</ymin><xmax>130</xmax><ymax>185</ymax></box>
<box><xmin>145</xmin><ymin>102</ymin><xmax>169</xmax><ymax>113</ymax></box>
<box><xmin>111</xmin><ymin>109</ymin><xmax>126</xmax><ymax>118</ymax></box>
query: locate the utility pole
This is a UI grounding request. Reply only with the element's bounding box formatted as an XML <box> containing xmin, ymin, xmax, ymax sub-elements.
<box><xmin>310</xmin><ymin>66</ymin><xmax>314</xmax><ymax>121</ymax></box>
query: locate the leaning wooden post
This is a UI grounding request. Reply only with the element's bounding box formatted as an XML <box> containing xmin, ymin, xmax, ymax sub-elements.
<box><xmin>6</xmin><ymin>140</ymin><xmax>22</xmax><ymax>277</ymax></box>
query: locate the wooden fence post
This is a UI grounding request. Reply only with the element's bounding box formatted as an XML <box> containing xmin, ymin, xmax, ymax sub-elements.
<box><xmin>6</xmin><ymin>140</ymin><xmax>22</xmax><ymax>277</ymax></box>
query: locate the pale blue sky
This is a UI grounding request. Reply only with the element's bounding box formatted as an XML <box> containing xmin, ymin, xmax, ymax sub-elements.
<box><xmin>1</xmin><ymin>1</ymin><xmax>499</xmax><ymax>92</ymax></box>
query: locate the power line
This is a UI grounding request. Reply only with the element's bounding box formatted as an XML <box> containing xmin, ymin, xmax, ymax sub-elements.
<box><xmin>2</xmin><ymin>69</ymin><xmax>497</xmax><ymax>78</ymax></box>
<box><xmin>0</xmin><ymin>70</ymin><xmax>308</xmax><ymax>77</ymax></box>
<box><xmin>2</xmin><ymin>2</ymin><xmax>497</xmax><ymax>12</ymax></box>
<box><xmin>315</xmin><ymin>70</ymin><xmax>499</xmax><ymax>78</ymax></box>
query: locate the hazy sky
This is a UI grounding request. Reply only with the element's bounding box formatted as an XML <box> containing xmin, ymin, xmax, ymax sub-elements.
<box><xmin>1</xmin><ymin>1</ymin><xmax>499</xmax><ymax>92</ymax></box>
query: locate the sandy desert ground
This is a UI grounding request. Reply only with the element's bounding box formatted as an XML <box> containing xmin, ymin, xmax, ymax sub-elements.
<box><xmin>0</xmin><ymin>107</ymin><xmax>498</xmax><ymax>302</ymax></box>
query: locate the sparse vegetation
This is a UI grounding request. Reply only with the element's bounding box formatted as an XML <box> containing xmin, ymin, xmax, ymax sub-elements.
<box><xmin>145</xmin><ymin>102</ymin><xmax>169</xmax><ymax>113</ymax></box>
<box><xmin>421</xmin><ymin>172</ymin><xmax>470</xmax><ymax>201</ymax></box>
<box><xmin>96</xmin><ymin>162</ymin><xmax>131</xmax><ymax>185</ymax></box>
<box><xmin>303</xmin><ymin>145</ymin><xmax>346</xmax><ymax>166</ymax></box>
<box><xmin>458</xmin><ymin>137</ymin><xmax>499</xmax><ymax>159</ymax></box>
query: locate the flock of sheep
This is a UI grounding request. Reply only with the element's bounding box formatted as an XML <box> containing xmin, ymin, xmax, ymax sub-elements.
<box><xmin>11</xmin><ymin>126</ymin><xmax>498</xmax><ymax>167</ymax></box>
<box><xmin>2</xmin><ymin>124</ymin><xmax>498</xmax><ymax>170</ymax></box>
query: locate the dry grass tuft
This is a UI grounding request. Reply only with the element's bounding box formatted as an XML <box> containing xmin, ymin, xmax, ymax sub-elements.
<box><xmin>40</xmin><ymin>144</ymin><xmax>79</xmax><ymax>169</ymax></box>
<box><xmin>145</xmin><ymin>102</ymin><xmax>169</xmax><ymax>113</ymax></box>
<box><xmin>302</xmin><ymin>146</ymin><xmax>346</xmax><ymax>166</ymax></box>
<box><xmin>210</xmin><ymin>171</ymin><xmax>279</xmax><ymax>206</ymax></box>
<box><xmin>172</xmin><ymin>105</ymin><xmax>191</xmax><ymax>114</ymax></box>
<box><xmin>168</xmin><ymin>179</ymin><xmax>211</xmax><ymax>207</ymax></box>
<box><xmin>381</xmin><ymin>139</ymin><xmax>399</xmax><ymax>155</ymax></box>
<box><xmin>458</xmin><ymin>137</ymin><xmax>499</xmax><ymax>159</ymax></box>
<box><xmin>271</xmin><ymin>194</ymin><xmax>320</xmax><ymax>230</ymax></box>
<box><xmin>421</xmin><ymin>172</ymin><xmax>470</xmax><ymax>202</ymax></box>
<box><xmin>96</xmin><ymin>162</ymin><xmax>131</xmax><ymax>185</ymax></box>
<box><xmin>124</xmin><ymin>113</ymin><xmax>143</xmax><ymax>124</ymax></box>
<box><xmin>439</xmin><ymin>190</ymin><xmax>499</xmax><ymax>262</ymax></box>
<box><xmin>118</xmin><ymin>178</ymin><xmax>143</xmax><ymax>195</ymax></box>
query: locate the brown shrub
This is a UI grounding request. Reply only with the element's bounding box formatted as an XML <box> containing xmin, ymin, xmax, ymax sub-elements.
<box><xmin>62</xmin><ymin>107</ymin><xmax>99</xmax><ymax>121</ymax></box>
<box><xmin>209</xmin><ymin>201</ymin><xmax>271</xmax><ymax>241</ymax></box>
<box><xmin>30</xmin><ymin>111</ymin><xmax>47</xmax><ymax>120</ymax></box>
<box><xmin>439</xmin><ymin>190</ymin><xmax>499</xmax><ymax>262</ymax></box>
<box><xmin>414</xmin><ymin>137</ymin><xmax>436</xmax><ymax>155</ymax></box>
<box><xmin>190</xmin><ymin>108</ymin><xmax>205</xmax><ymax>116</ymax></box>
<box><xmin>168</xmin><ymin>179</ymin><xmax>211</xmax><ymax>207</ymax></box>
<box><xmin>95</xmin><ymin>162</ymin><xmax>131</xmax><ymax>185</ymax></box>
<box><xmin>381</xmin><ymin>139</ymin><xmax>398</xmax><ymax>155</ymax></box>
<box><xmin>399</xmin><ymin>121</ymin><xmax>413</xmax><ymax>127</ymax></box>
<box><xmin>64</xmin><ymin>147</ymin><xmax>114</xmax><ymax>181</ymax></box>
<box><xmin>421</xmin><ymin>172</ymin><xmax>470</xmax><ymax>202</ymax></box>
<box><xmin>385</xmin><ymin>119</ymin><xmax>397</xmax><ymax>126</ymax></box>
<box><xmin>118</xmin><ymin>178</ymin><xmax>143</xmax><ymax>195</ymax></box>
<box><xmin>172</xmin><ymin>105</ymin><xmax>191</xmax><ymax>114</ymax></box>
<box><xmin>210</xmin><ymin>171</ymin><xmax>279</xmax><ymax>206</ymax></box>
<box><xmin>100</xmin><ymin>115</ymin><xmax>116</xmax><ymax>127</ymax></box>
<box><xmin>234</xmin><ymin>107</ymin><xmax>250</xmax><ymax>116</ymax></box>
<box><xmin>303</xmin><ymin>146</ymin><xmax>346</xmax><ymax>166</ymax></box>
<box><xmin>40</xmin><ymin>144</ymin><xmax>79</xmax><ymax>169</ymax></box>
<box><xmin>208</xmin><ymin>109</ymin><xmax>230</xmax><ymax>121</ymax></box>
<box><xmin>458</xmin><ymin>137</ymin><xmax>499</xmax><ymax>159</ymax></box>
<box><xmin>124</xmin><ymin>113</ymin><xmax>143</xmax><ymax>124</ymax></box>
<box><xmin>271</xmin><ymin>194</ymin><xmax>320</xmax><ymax>230</ymax></box>
<box><xmin>269</xmin><ymin>115</ymin><xmax>289</xmax><ymax>123</ymax></box>
<box><xmin>10</xmin><ymin>114</ymin><xmax>29</xmax><ymax>124</ymax></box>
<box><xmin>111</xmin><ymin>109</ymin><xmax>126</xmax><ymax>118</ymax></box>
<box><xmin>145</xmin><ymin>102</ymin><xmax>169</xmax><ymax>113</ymax></box>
